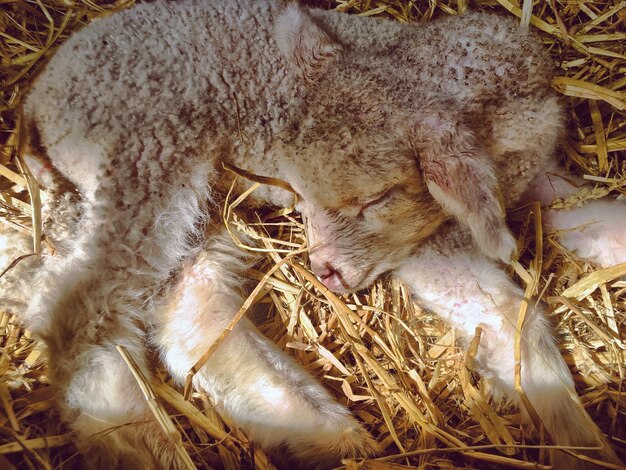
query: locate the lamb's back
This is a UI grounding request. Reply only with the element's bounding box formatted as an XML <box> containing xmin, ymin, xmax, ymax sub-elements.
<box><xmin>25</xmin><ymin>0</ymin><xmax>296</xmax><ymax>195</ymax></box>
<box><xmin>409</xmin><ymin>12</ymin><xmax>553</xmax><ymax>104</ymax></box>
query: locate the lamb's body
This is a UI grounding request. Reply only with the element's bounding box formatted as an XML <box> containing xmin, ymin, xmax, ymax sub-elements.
<box><xmin>28</xmin><ymin>0</ymin><xmax>557</xmax><ymax>207</ymax></box>
<box><xmin>3</xmin><ymin>0</ymin><xmax>624</xmax><ymax>468</ymax></box>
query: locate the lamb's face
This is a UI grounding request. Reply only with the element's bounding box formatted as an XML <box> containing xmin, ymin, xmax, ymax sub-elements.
<box><xmin>283</xmin><ymin>133</ymin><xmax>446</xmax><ymax>293</ymax></box>
<box><xmin>300</xmin><ymin>186</ymin><xmax>445</xmax><ymax>293</ymax></box>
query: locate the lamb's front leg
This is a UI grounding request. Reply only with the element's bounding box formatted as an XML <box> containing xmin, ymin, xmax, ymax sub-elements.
<box><xmin>525</xmin><ymin>164</ymin><xmax>626</xmax><ymax>267</ymax></box>
<box><xmin>156</xmin><ymin>230</ymin><xmax>377</xmax><ymax>469</ymax></box>
<box><xmin>396</xmin><ymin>235</ymin><xmax>621</xmax><ymax>469</ymax></box>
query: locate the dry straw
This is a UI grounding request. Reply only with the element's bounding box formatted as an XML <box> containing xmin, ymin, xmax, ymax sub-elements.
<box><xmin>1</xmin><ymin>0</ymin><xmax>625</xmax><ymax>468</ymax></box>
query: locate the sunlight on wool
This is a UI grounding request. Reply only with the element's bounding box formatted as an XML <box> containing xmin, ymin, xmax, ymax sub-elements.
<box><xmin>252</xmin><ymin>377</ymin><xmax>286</xmax><ymax>408</ymax></box>
<box><xmin>0</xmin><ymin>233</ymin><xmax>11</xmax><ymax>267</ymax></box>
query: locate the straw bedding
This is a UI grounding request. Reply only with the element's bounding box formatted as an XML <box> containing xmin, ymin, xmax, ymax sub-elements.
<box><xmin>0</xmin><ymin>0</ymin><xmax>624</xmax><ymax>468</ymax></box>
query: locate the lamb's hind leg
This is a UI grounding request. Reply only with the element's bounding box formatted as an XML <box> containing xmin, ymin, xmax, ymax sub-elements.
<box><xmin>156</xmin><ymin>229</ymin><xmax>377</xmax><ymax>469</ymax></box>
<box><xmin>34</xmin><ymin>261</ymin><xmax>186</xmax><ymax>469</ymax></box>
<box><xmin>396</xmin><ymin>236</ymin><xmax>622</xmax><ymax>469</ymax></box>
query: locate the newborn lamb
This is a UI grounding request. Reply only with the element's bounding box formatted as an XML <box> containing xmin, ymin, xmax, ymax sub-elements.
<box><xmin>1</xmin><ymin>0</ymin><xmax>624</xmax><ymax>468</ymax></box>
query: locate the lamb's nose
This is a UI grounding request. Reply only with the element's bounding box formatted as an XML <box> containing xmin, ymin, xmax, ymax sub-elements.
<box><xmin>311</xmin><ymin>260</ymin><xmax>336</xmax><ymax>280</ymax></box>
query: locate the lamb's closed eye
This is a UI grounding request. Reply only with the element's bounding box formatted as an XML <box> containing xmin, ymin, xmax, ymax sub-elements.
<box><xmin>358</xmin><ymin>187</ymin><xmax>398</xmax><ymax>216</ymax></box>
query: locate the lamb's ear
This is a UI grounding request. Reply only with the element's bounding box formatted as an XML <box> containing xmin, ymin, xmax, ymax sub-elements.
<box><xmin>275</xmin><ymin>4</ymin><xmax>342</xmax><ymax>83</ymax></box>
<box><xmin>412</xmin><ymin>115</ymin><xmax>517</xmax><ymax>263</ymax></box>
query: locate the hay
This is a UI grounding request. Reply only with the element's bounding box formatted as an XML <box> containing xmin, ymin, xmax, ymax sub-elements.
<box><xmin>1</xmin><ymin>0</ymin><xmax>625</xmax><ymax>468</ymax></box>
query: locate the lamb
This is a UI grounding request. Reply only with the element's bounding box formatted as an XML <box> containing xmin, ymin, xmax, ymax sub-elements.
<box><xmin>1</xmin><ymin>0</ymin><xmax>624</xmax><ymax>468</ymax></box>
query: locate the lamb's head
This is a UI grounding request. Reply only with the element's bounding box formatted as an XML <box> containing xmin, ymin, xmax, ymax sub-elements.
<box><xmin>274</xmin><ymin>5</ymin><xmax>443</xmax><ymax>292</ymax></box>
<box><xmin>274</xmin><ymin>4</ymin><xmax>515</xmax><ymax>292</ymax></box>
<box><xmin>282</xmin><ymin>132</ymin><xmax>446</xmax><ymax>293</ymax></box>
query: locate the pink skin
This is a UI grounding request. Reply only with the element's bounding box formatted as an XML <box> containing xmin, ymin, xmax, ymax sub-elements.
<box><xmin>310</xmin><ymin>258</ymin><xmax>345</xmax><ymax>291</ymax></box>
<box><xmin>309</xmin><ymin>241</ymin><xmax>359</xmax><ymax>292</ymax></box>
<box><xmin>306</xmin><ymin>218</ymin><xmax>385</xmax><ymax>293</ymax></box>
<box><xmin>309</xmin><ymin>255</ymin><xmax>368</xmax><ymax>292</ymax></box>
<box><xmin>309</xmin><ymin>244</ymin><xmax>383</xmax><ymax>293</ymax></box>
<box><xmin>302</xmin><ymin>205</ymin><xmax>368</xmax><ymax>292</ymax></box>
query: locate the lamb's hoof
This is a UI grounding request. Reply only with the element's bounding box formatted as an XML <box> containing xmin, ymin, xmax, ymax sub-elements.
<box><xmin>274</xmin><ymin>422</ymin><xmax>379</xmax><ymax>469</ymax></box>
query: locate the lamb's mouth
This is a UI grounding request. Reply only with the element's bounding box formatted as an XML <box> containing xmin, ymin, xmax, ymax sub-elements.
<box><xmin>320</xmin><ymin>265</ymin><xmax>374</xmax><ymax>294</ymax></box>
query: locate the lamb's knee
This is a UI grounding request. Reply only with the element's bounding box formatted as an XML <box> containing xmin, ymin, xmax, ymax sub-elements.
<box><xmin>64</xmin><ymin>348</ymin><xmax>148</xmax><ymax>427</ymax></box>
